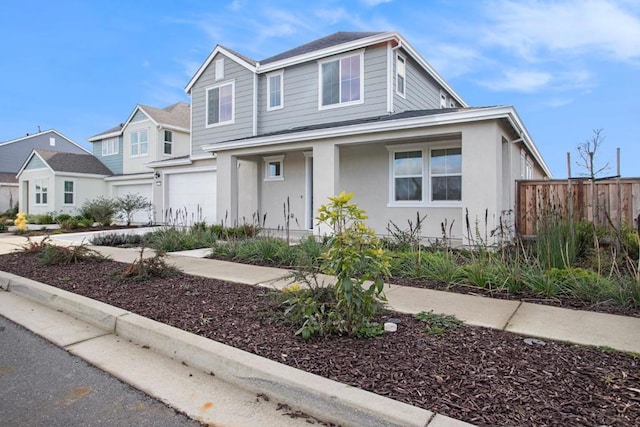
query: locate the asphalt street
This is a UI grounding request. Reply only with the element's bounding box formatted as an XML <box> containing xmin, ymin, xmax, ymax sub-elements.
<box><xmin>0</xmin><ymin>315</ymin><xmax>202</xmax><ymax>427</ymax></box>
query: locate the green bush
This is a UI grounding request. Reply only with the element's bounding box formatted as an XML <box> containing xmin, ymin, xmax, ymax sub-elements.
<box><xmin>27</xmin><ymin>213</ymin><xmax>55</xmax><ymax>224</ymax></box>
<box><xmin>81</xmin><ymin>196</ymin><xmax>118</xmax><ymax>226</ymax></box>
<box><xmin>90</xmin><ymin>232</ymin><xmax>146</xmax><ymax>247</ymax></box>
<box><xmin>116</xmin><ymin>193</ymin><xmax>152</xmax><ymax>226</ymax></box>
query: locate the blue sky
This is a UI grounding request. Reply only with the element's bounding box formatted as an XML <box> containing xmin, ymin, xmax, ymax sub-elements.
<box><xmin>1</xmin><ymin>0</ymin><xmax>639</xmax><ymax>178</ymax></box>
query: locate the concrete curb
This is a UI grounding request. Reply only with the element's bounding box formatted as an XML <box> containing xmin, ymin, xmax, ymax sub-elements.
<box><xmin>0</xmin><ymin>271</ymin><xmax>472</xmax><ymax>427</ymax></box>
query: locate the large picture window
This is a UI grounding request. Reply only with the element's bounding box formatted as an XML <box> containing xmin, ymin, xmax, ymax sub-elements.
<box><xmin>206</xmin><ymin>82</ymin><xmax>234</xmax><ymax>126</ymax></box>
<box><xmin>130</xmin><ymin>129</ymin><xmax>148</xmax><ymax>157</ymax></box>
<box><xmin>319</xmin><ymin>52</ymin><xmax>363</xmax><ymax>108</ymax></box>
<box><xmin>389</xmin><ymin>145</ymin><xmax>462</xmax><ymax>205</ymax></box>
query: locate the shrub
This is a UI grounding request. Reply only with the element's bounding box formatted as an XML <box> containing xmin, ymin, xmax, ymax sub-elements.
<box><xmin>415</xmin><ymin>310</ymin><xmax>461</xmax><ymax>335</ymax></box>
<box><xmin>27</xmin><ymin>213</ymin><xmax>55</xmax><ymax>225</ymax></box>
<box><xmin>81</xmin><ymin>196</ymin><xmax>118</xmax><ymax>226</ymax></box>
<box><xmin>37</xmin><ymin>242</ymin><xmax>107</xmax><ymax>265</ymax></box>
<box><xmin>116</xmin><ymin>193</ymin><xmax>152</xmax><ymax>226</ymax></box>
<box><xmin>90</xmin><ymin>232</ymin><xmax>146</xmax><ymax>247</ymax></box>
<box><xmin>119</xmin><ymin>248</ymin><xmax>179</xmax><ymax>280</ymax></box>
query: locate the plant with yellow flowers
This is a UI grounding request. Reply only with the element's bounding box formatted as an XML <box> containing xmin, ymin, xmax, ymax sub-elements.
<box><xmin>316</xmin><ymin>191</ymin><xmax>391</xmax><ymax>337</ymax></box>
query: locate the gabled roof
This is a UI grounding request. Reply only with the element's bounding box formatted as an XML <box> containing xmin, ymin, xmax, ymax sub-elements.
<box><xmin>0</xmin><ymin>129</ymin><xmax>89</xmax><ymax>153</ymax></box>
<box><xmin>17</xmin><ymin>149</ymin><xmax>113</xmax><ymax>177</ymax></box>
<box><xmin>184</xmin><ymin>31</ymin><xmax>466</xmax><ymax>107</ymax></box>
<box><xmin>88</xmin><ymin>102</ymin><xmax>190</xmax><ymax>142</ymax></box>
<box><xmin>261</xmin><ymin>31</ymin><xmax>383</xmax><ymax>64</ymax></box>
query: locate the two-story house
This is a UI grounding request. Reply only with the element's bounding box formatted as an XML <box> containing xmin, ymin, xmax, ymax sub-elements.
<box><xmin>170</xmin><ymin>31</ymin><xmax>551</xmax><ymax>244</ymax></box>
<box><xmin>88</xmin><ymin>102</ymin><xmax>190</xmax><ymax>223</ymax></box>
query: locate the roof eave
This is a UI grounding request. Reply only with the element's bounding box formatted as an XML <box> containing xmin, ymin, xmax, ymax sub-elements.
<box><xmin>185</xmin><ymin>45</ymin><xmax>258</xmax><ymax>94</ymax></box>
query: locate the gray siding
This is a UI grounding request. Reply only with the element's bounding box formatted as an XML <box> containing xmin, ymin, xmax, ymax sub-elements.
<box><xmin>257</xmin><ymin>45</ymin><xmax>389</xmax><ymax>135</ymax></box>
<box><xmin>91</xmin><ymin>137</ymin><xmax>123</xmax><ymax>175</ymax></box>
<box><xmin>0</xmin><ymin>131</ymin><xmax>86</xmax><ymax>173</ymax></box>
<box><xmin>24</xmin><ymin>155</ymin><xmax>47</xmax><ymax>170</ymax></box>
<box><xmin>394</xmin><ymin>51</ymin><xmax>459</xmax><ymax>112</ymax></box>
<box><xmin>191</xmin><ymin>53</ymin><xmax>254</xmax><ymax>154</ymax></box>
<box><xmin>131</xmin><ymin>110</ymin><xmax>149</xmax><ymax>122</ymax></box>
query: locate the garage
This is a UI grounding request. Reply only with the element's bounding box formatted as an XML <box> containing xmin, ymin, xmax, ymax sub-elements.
<box><xmin>164</xmin><ymin>170</ymin><xmax>216</xmax><ymax>225</ymax></box>
<box><xmin>112</xmin><ymin>182</ymin><xmax>153</xmax><ymax>224</ymax></box>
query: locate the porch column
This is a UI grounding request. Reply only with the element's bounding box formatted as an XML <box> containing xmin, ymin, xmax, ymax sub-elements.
<box><xmin>312</xmin><ymin>142</ymin><xmax>339</xmax><ymax>235</ymax></box>
<box><xmin>461</xmin><ymin>122</ymin><xmax>501</xmax><ymax>246</ymax></box>
<box><xmin>216</xmin><ymin>152</ymin><xmax>238</xmax><ymax>226</ymax></box>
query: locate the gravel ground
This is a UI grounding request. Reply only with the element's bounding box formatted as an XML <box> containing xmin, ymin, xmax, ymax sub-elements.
<box><xmin>1</xmin><ymin>252</ymin><xmax>639</xmax><ymax>426</ymax></box>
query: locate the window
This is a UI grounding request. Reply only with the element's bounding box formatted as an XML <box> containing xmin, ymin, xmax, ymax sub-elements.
<box><xmin>430</xmin><ymin>148</ymin><xmax>462</xmax><ymax>201</ymax></box>
<box><xmin>440</xmin><ymin>91</ymin><xmax>447</xmax><ymax>108</ymax></box>
<box><xmin>389</xmin><ymin>145</ymin><xmax>462</xmax><ymax>205</ymax></box>
<box><xmin>267</xmin><ymin>71</ymin><xmax>283</xmax><ymax>110</ymax></box>
<box><xmin>319</xmin><ymin>52</ymin><xmax>363</xmax><ymax>108</ymax></box>
<box><xmin>35</xmin><ymin>179</ymin><xmax>48</xmax><ymax>205</ymax></box>
<box><xmin>49</xmin><ymin>137</ymin><xmax>55</xmax><ymax>146</ymax></box>
<box><xmin>130</xmin><ymin>129</ymin><xmax>148</xmax><ymax>156</ymax></box>
<box><xmin>263</xmin><ymin>155</ymin><xmax>284</xmax><ymax>181</ymax></box>
<box><xmin>206</xmin><ymin>82</ymin><xmax>234</xmax><ymax>126</ymax></box>
<box><xmin>396</xmin><ymin>54</ymin><xmax>406</xmax><ymax>97</ymax></box>
<box><xmin>63</xmin><ymin>180</ymin><xmax>74</xmax><ymax>204</ymax></box>
<box><xmin>393</xmin><ymin>151</ymin><xmax>423</xmax><ymax>201</ymax></box>
<box><xmin>163</xmin><ymin>130</ymin><xmax>172</xmax><ymax>155</ymax></box>
<box><xmin>525</xmin><ymin>160</ymin><xmax>533</xmax><ymax>179</ymax></box>
<box><xmin>215</xmin><ymin>58</ymin><xmax>224</xmax><ymax>80</ymax></box>
<box><xmin>520</xmin><ymin>150</ymin><xmax>526</xmax><ymax>179</ymax></box>
<box><xmin>102</xmin><ymin>137</ymin><xmax>119</xmax><ymax>156</ymax></box>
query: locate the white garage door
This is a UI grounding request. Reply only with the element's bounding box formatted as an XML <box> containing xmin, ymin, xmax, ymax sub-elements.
<box><xmin>165</xmin><ymin>171</ymin><xmax>216</xmax><ymax>224</ymax></box>
<box><xmin>113</xmin><ymin>183</ymin><xmax>153</xmax><ymax>224</ymax></box>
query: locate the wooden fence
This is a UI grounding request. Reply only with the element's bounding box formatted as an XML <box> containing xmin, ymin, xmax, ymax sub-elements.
<box><xmin>516</xmin><ymin>178</ymin><xmax>640</xmax><ymax>236</ymax></box>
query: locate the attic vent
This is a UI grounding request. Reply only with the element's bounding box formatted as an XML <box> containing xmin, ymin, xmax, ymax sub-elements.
<box><xmin>49</xmin><ymin>137</ymin><xmax>55</xmax><ymax>146</ymax></box>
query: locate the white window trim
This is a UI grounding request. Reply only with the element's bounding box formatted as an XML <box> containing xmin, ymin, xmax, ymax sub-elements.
<box><xmin>266</xmin><ymin>70</ymin><xmax>284</xmax><ymax>111</ymax></box>
<box><xmin>263</xmin><ymin>155</ymin><xmax>284</xmax><ymax>181</ymax></box>
<box><xmin>317</xmin><ymin>50</ymin><xmax>365</xmax><ymax>111</ymax></box>
<box><xmin>34</xmin><ymin>179</ymin><xmax>48</xmax><ymax>206</ymax></box>
<box><xmin>525</xmin><ymin>159</ymin><xmax>533</xmax><ymax>179</ymax></box>
<box><xmin>129</xmin><ymin>128</ymin><xmax>149</xmax><ymax>158</ymax></box>
<box><xmin>63</xmin><ymin>179</ymin><xmax>75</xmax><ymax>206</ymax></box>
<box><xmin>387</xmin><ymin>142</ymin><xmax>462</xmax><ymax>208</ymax></box>
<box><xmin>205</xmin><ymin>80</ymin><xmax>236</xmax><ymax>128</ymax></box>
<box><xmin>520</xmin><ymin>149</ymin><xmax>526</xmax><ymax>179</ymax></box>
<box><xmin>163</xmin><ymin>130</ymin><xmax>173</xmax><ymax>156</ymax></box>
<box><xmin>439</xmin><ymin>90</ymin><xmax>447</xmax><ymax>109</ymax></box>
<box><xmin>396</xmin><ymin>53</ymin><xmax>406</xmax><ymax>98</ymax></box>
<box><xmin>101</xmin><ymin>137</ymin><xmax>119</xmax><ymax>156</ymax></box>
<box><xmin>215</xmin><ymin>58</ymin><xmax>224</xmax><ymax>80</ymax></box>
<box><xmin>429</xmin><ymin>147</ymin><xmax>462</xmax><ymax>204</ymax></box>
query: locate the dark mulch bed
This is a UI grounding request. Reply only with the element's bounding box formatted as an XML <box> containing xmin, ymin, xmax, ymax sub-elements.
<box><xmin>208</xmin><ymin>254</ymin><xmax>640</xmax><ymax>318</ymax></box>
<box><xmin>1</xmin><ymin>252</ymin><xmax>639</xmax><ymax>426</ymax></box>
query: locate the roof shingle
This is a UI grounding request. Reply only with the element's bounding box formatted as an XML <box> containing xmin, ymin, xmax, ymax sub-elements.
<box><xmin>34</xmin><ymin>150</ymin><xmax>113</xmax><ymax>175</ymax></box>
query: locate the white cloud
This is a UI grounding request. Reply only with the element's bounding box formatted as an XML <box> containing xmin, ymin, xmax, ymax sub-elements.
<box><xmin>480</xmin><ymin>70</ymin><xmax>552</xmax><ymax>92</ymax></box>
<box><xmin>483</xmin><ymin>0</ymin><xmax>640</xmax><ymax>62</ymax></box>
<box><xmin>424</xmin><ymin>43</ymin><xmax>488</xmax><ymax>79</ymax></box>
<box><xmin>314</xmin><ymin>8</ymin><xmax>348</xmax><ymax>25</ymax></box>
<box><xmin>545</xmin><ymin>98</ymin><xmax>574</xmax><ymax>108</ymax></box>
<box><xmin>360</xmin><ymin>0</ymin><xmax>393</xmax><ymax>6</ymax></box>
<box><xmin>228</xmin><ymin>0</ymin><xmax>243</xmax><ymax>11</ymax></box>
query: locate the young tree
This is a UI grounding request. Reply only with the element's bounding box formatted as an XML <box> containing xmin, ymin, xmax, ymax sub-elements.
<box><xmin>116</xmin><ymin>193</ymin><xmax>152</xmax><ymax>226</ymax></box>
<box><xmin>575</xmin><ymin>129</ymin><xmax>610</xmax><ymax>179</ymax></box>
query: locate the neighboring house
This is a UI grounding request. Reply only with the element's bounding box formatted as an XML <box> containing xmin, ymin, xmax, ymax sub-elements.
<box><xmin>0</xmin><ymin>130</ymin><xmax>89</xmax><ymax>213</ymax></box>
<box><xmin>16</xmin><ymin>150</ymin><xmax>113</xmax><ymax>217</ymax></box>
<box><xmin>179</xmin><ymin>31</ymin><xmax>550</xmax><ymax>245</ymax></box>
<box><xmin>88</xmin><ymin>102</ymin><xmax>190</xmax><ymax>223</ymax></box>
<box><xmin>0</xmin><ymin>173</ymin><xmax>18</xmax><ymax>213</ymax></box>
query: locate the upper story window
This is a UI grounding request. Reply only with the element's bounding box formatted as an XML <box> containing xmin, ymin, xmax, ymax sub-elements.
<box><xmin>35</xmin><ymin>179</ymin><xmax>48</xmax><ymax>205</ymax></box>
<box><xmin>525</xmin><ymin>160</ymin><xmax>533</xmax><ymax>179</ymax></box>
<box><xmin>102</xmin><ymin>137</ymin><xmax>119</xmax><ymax>156</ymax></box>
<box><xmin>263</xmin><ymin>155</ymin><xmax>284</xmax><ymax>181</ymax></box>
<box><xmin>319</xmin><ymin>51</ymin><xmax>363</xmax><ymax>109</ymax></box>
<box><xmin>440</xmin><ymin>91</ymin><xmax>447</xmax><ymax>108</ymax></box>
<box><xmin>206</xmin><ymin>81</ymin><xmax>235</xmax><ymax>127</ymax></box>
<box><xmin>388</xmin><ymin>144</ymin><xmax>462</xmax><ymax>206</ymax></box>
<box><xmin>63</xmin><ymin>180</ymin><xmax>74</xmax><ymax>205</ymax></box>
<box><xmin>267</xmin><ymin>71</ymin><xmax>284</xmax><ymax>111</ymax></box>
<box><xmin>396</xmin><ymin>54</ymin><xmax>406</xmax><ymax>97</ymax></box>
<box><xmin>163</xmin><ymin>130</ymin><xmax>172</xmax><ymax>155</ymax></box>
<box><xmin>130</xmin><ymin>129</ymin><xmax>148</xmax><ymax>157</ymax></box>
<box><xmin>215</xmin><ymin>58</ymin><xmax>224</xmax><ymax>80</ymax></box>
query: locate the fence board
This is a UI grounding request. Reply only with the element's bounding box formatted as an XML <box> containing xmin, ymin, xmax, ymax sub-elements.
<box><xmin>516</xmin><ymin>178</ymin><xmax>640</xmax><ymax>235</ymax></box>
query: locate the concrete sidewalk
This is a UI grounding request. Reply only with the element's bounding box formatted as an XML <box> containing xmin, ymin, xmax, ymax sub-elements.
<box><xmin>1</xmin><ymin>231</ymin><xmax>639</xmax><ymax>426</ymax></box>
